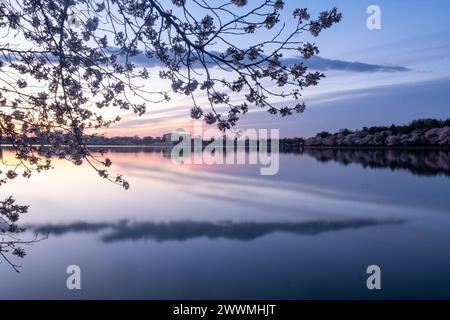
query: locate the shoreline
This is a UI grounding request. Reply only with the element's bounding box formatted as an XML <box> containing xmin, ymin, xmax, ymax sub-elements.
<box><xmin>301</xmin><ymin>145</ymin><xmax>450</xmax><ymax>150</ymax></box>
<box><xmin>1</xmin><ymin>144</ymin><xmax>450</xmax><ymax>150</ymax></box>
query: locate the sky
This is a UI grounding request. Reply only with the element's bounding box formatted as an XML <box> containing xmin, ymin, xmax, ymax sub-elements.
<box><xmin>102</xmin><ymin>0</ymin><xmax>450</xmax><ymax>138</ymax></box>
<box><xmin>14</xmin><ymin>0</ymin><xmax>450</xmax><ymax>138</ymax></box>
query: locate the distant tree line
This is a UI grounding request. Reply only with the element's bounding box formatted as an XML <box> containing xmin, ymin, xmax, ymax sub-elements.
<box><xmin>0</xmin><ymin>134</ymin><xmax>170</xmax><ymax>146</ymax></box>
<box><xmin>318</xmin><ymin>118</ymin><xmax>450</xmax><ymax>137</ymax></box>
<box><xmin>303</xmin><ymin>118</ymin><xmax>450</xmax><ymax>147</ymax></box>
<box><xmin>1</xmin><ymin>118</ymin><xmax>449</xmax><ymax>148</ymax></box>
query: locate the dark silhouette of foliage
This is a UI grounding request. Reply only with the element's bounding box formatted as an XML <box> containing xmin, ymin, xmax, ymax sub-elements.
<box><xmin>0</xmin><ymin>196</ymin><xmax>43</xmax><ymax>273</ymax></box>
<box><xmin>304</xmin><ymin>117</ymin><xmax>450</xmax><ymax>147</ymax></box>
<box><xmin>317</xmin><ymin>131</ymin><xmax>332</xmax><ymax>138</ymax></box>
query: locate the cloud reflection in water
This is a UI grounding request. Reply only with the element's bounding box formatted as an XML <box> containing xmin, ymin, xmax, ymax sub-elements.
<box><xmin>30</xmin><ymin>218</ymin><xmax>405</xmax><ymax>242</ymax></box>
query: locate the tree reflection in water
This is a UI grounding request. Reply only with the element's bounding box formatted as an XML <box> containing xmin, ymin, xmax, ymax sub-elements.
<box><xmin>301</xmin><ymin>148</ymin><xmax>450</xmax><ymax>177</ymax></box>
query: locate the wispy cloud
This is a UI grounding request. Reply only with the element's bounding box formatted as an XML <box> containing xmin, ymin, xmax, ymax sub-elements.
<box><xmin>110</xmin><ymin>47</ymin><xmax>410</xmax><ymax>73</ymax></box>
<box><xmin>290</xmin><ymin>56</ymin><xmax>410</xmax><ymax>73</ymax></box>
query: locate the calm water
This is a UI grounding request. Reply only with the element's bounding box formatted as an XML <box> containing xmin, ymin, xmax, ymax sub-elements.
<box><xmin>1</xmin><ymin>147</ymin><xmax>450</xmax><ymax>299</ymax></box>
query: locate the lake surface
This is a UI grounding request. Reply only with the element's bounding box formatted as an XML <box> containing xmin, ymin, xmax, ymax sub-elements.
<box><xmin>1</xmin><ymin>147</ymin><xmax>450</xmax><ymax>299</ymax></box>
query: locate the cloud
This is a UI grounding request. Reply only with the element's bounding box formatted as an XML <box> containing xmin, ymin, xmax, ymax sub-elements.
<box><xmin>284</xmin><ymin>56</ymin><xmax>410</xmax><ymax>73</ymax></box>
<box><xmin>1</xmin><ymin>47</ymin><xmax>410</xmax><ymax>75</ymax></box>
<box><xmin>109</xmin><ymin>47</ymin><xmax>410</xmax><ymax>73</ymax></box>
